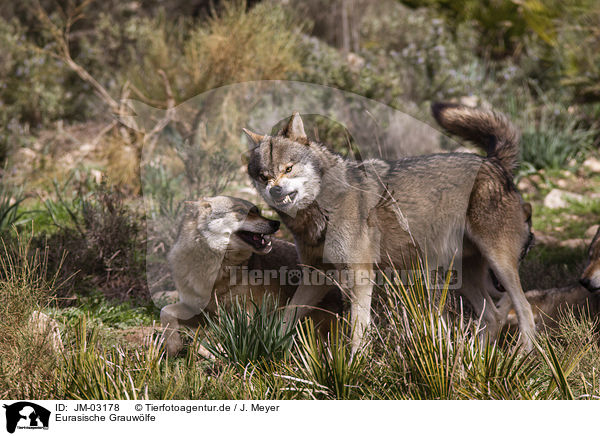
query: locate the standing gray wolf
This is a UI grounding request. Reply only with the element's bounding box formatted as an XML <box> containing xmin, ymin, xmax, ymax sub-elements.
<box><xmin>161</xmin><ymin>196</ymin><xmax>339</xmax><ymax>356</ymax></box>
<box><xmin>244</xmin><ymin>103</ymin><xmax>535</xmax><ymax>351</ymax></box>
<box><xmin>581</xmin><ymin>226</ymin><xmax>600</xmax><ymax>292</ymax></box>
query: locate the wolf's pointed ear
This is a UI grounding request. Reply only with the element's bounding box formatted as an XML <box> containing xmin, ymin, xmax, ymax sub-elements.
<box><xmin>198</xmin><ymin>200</ymin><xmax>212</xmax><ymax>216</ymax></box>
<box><xmin>183</xmin><ymin>200</ymin><xmax>210</xmax><ymax>220</ymax></box>
<box><xmin>283</xmin><ymin>112</ymin><xmax>307</xmax><ymax>142</ymax></box>
<box><xmin>242</xmin><ymin>128</ymin><xmax>265</xmax><ymax>146</ymax></box>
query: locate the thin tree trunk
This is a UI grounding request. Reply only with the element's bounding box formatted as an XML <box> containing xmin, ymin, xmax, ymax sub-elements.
<box><xmin>341</xmin><ymin>0</ymin><xmax>350</xmax><ymax>53</ymax></box>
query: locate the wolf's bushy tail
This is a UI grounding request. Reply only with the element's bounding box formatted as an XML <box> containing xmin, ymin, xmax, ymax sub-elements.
<box><xmin>431</xmin><ymin>102</ymin><xmax>520</xmax><ymax>174</ymax></box>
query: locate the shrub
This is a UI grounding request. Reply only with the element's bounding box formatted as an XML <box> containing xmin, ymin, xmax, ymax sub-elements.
<box><xmin>34</xmin><ymin>180</ymin><xmax>147</xmax><ymax>302</ymax></box>
<box><xmin>520</xmin><ymin>114</ymin><xmax>595</xmax><ymax>170</ymax></box>
<box><xmin>555</xmin><ymin>1</ymin><xmax>600</xmax><ymax>103</ymax></box>
<box><xmin>126</xmin><ymin>1</ymin><xmax>304</xmax><ymax>103</ymax></box>
<box><xmin>52</xmin><ymin>291</ymin><xmax>157</xmax><ymax>330</ymax></box>
<box><xmin>357</xmin><ymin>1</ymin><xmax>482</xmax><ymax>104</ymax></box>
<box><xmin>0</xmin><ymin>17</ymin><xmax>68</xmax><ymax>160</ymax></box>
<box><xmin>366</xmin><ymin>267</ymin><xmax>589</xmax><ymax>399</ymax></box>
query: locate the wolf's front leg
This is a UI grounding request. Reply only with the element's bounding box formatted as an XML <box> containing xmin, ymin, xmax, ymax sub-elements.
<box><xmin>349</xmin><ymin>267</ymin><xmax>375</xmax><ymax>353</ymax></box>
<box><xmin>283</xmin><ymin>284</ymin><xmax>332</xmax><ymax>327</ymax></box>
<box><xmin>160</xmin><ymin>302</ymin><xmax>199</xmax><ymax>356</ymax></box>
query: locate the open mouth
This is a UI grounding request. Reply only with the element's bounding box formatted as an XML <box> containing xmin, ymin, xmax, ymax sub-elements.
<box><xmin>275</xmin><ymin>191</ymin><xmax>297</xmax><ymax>205</ymax></box>
<box><xmin>235</xmin><ymin>230</ymin><xmax>272</xmax><ymax>250</ymax></box>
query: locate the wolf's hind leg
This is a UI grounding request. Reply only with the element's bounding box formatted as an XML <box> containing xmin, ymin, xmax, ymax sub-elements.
<box><xmin>487</xmin><ymin>259</ymin><xmax>534</xmax><ymax>351</ymax></box>
<box><xmin>460</xmin><ymin>257</ymin><xmax>503</xmax><ymax>341</ymax></box>
<box><xmin>476</xmin><ymin>248</ymin><xmax>535</xmax><ymax>351</ymax></box>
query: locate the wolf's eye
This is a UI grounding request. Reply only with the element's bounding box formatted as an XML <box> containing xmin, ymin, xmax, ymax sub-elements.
<box><xmin>285</xmin><ymin>165</ymin><xmax>293</xmax><ymax>173</ymax></box>
<box><xmin>259</xmin><ymin>173</ymin><xmax>268</xmax><ymax>182</ymax></box>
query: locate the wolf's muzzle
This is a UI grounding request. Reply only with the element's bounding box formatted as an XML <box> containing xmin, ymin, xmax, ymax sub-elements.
<box><xmin>580</xmin><ymin>277</ymin><xmax>596</xmax><ymax>292</ymax></box>
<box><xmin>270</xmin><ymin>185</ymin><xmax>284</xmax><ymax>200</ymax></box>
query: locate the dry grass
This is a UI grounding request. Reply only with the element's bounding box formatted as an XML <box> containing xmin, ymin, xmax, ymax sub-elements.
<box><xmin>0</xmin><ymin>230</ymin><xmax>62</xmax><ymax>399</ymax></box>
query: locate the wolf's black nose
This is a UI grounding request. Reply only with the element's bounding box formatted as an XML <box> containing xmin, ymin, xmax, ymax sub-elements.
<box><xmin>269</xmin><ymin>220</ymin><xmax>280</xmax><ymax>231</ymax></box>
<box><xmin>580</xmin><ymin>277</ymin><xmax>591</xmax><ymax>290</ymax></box>
<box><xmin>270</xmin><ymin>185</ymin><xmax>284</xmax><ymax>199</ymax></box>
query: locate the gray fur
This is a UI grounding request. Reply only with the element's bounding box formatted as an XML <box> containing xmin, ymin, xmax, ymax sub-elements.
<box><xmin>245</xmin><ymin>103</ymin><xmax>536</xmax><ymax>351</ymax></box>
<box><xmin>581</xmin><ymin>226</ymin><xmax>600</xmax><ymax>292</ymax></box>
<box><xmin>161</xmin><ymin>196</ymin><xmax>340</xmax><ymax>356</ymax></box>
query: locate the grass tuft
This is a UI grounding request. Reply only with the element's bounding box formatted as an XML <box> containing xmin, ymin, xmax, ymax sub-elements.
<box><xmin>292</xmin><ymin>318</ymin><xmax>368</xmax><ymax>399</ymax></box>
<box><xmin>203</xmin><ymin>295</ymin><xmax>296</xmax><ymax>367</ymax></box>
<box><xmin>0</xmin><ymin>229</ymin><xmax>63</xmax><ymax>399</ymax></box>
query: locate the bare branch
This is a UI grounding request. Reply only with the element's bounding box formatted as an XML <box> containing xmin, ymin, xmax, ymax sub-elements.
<box><xmin>33</xmin><ymin>0</ymin><xmax>120</xmax><ymax>114</ymax></box>
<box><xmin>142</xmin><ymin>70</ymin><xmax>177</xmax><ymax>160</ymax></box>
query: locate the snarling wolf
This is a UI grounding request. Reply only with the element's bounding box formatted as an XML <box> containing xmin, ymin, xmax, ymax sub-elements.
<box><xmin>244</xmin><ymin>103</ymin><xmax>535</xmax><ymax>351</ymax></box>
<box><xmin>161</xmin><ymin>196</ymin><xmax>339</xmax><ymax>356</ymax></box>
<box><xmin>581</xmin><ymin>226</ymin><xmax>600</xmax><ymax>292</ymax></box>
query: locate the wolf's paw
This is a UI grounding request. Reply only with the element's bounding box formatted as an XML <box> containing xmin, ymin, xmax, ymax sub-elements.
<box><xmin>165</xmin><ymin>333</ymin><xmax>183</xmax><ymax>356</ymax></box>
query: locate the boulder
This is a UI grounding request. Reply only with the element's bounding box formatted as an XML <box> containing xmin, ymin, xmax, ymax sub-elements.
<box><xmin>543</xmin><ymin>189</ymin><xmax>583</xmax><ymax>209</ymax></box>
<box><xmin>585</xmin><ymin>224</ymin><xmax>600</xmax><ymax>240</ymax></box>
<box><xmin>583</xmin><ymin>157</ymin><xmax>600</xmax><ymax>173</ymax></box>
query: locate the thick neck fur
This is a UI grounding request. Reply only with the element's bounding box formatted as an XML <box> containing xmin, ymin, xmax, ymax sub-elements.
<box><xmin>277</xmin><ymin>141</ymin><xmax>349</xmax><ymax>247</ymax></box>
<box><xmin>279</xmin><ymin>202</ymin><xmax>328</xmax><ymax>247</ymax></box>
<box><xmin>222</xmin><ymin>248</ymin><xmax>253</xmax><ymax>267</ymax></box>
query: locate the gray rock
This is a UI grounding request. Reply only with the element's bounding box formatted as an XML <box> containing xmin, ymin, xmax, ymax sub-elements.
<box><xmin>559</xmin><ymin>238</ymin><xmax>587</xmax><ymax>249</ymax></box>
<box><xmin>543</xmin><ymin>189</ymin><xmax>583</xmax><ymax>209</ymax></box>
<box><xmin>534</xmin><ymin>232</ymin><xmax>559</xmax><ymax>246</ymax></box>
<box><xmin>583</xmin><ymin>157</ymin><xmax>600</xmax><ymax>173</ymax></box>
<box><xmin>585</xmin><ymin>224</ymin><xmax>600</xmax><ymax>240</ymax></box>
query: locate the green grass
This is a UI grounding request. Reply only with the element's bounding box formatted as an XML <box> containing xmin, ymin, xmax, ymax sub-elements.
<box><xmin>0</xmin><ymin>185</ymin><xmax>29</xmax><ymax>234</ymax></box>
<box><xmin>520</xmin><ymin>244</ymin><xmax>587</xmax><ymax>291</ymax></box>
<box><xmin>520</xmin><ymin>117</ymin><xmax>595</xmax><ymax>171</ymax></box>
<box><xmin>2</xmin><ymin>233</ymin><xmax>599</xmax><ymax>400</ymax></box>
<box><xmin>292</xmin><ymin>319</ymin><xmax>368</xmax><ymax>399</ymax></box>
<box><xmin>532</xmin><ymin>198</ymin><xmax>600</xmax><ymax>240</ymax></box>
<box><xmin>50</xmin><ymin>292</ymin><xmax>158</xmax><ymax>330</ymax></box>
